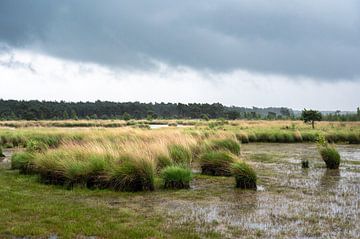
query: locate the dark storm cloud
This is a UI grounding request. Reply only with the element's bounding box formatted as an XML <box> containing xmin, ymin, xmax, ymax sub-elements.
<box><xmin>1</xmin><ymin>0</ymin><xmax>360</xmax><ymax>79</ymax></box>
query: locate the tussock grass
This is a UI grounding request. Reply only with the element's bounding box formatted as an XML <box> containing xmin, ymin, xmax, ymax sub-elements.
<box><xmin>110</xmin><ymin>157</ymin><xmax>155</xmax><ymax>192</ymax></box>
<box><xmin>200</xmin><ymin>151</ymin><xmax>238</xmax><ymax>176</ymax></box>
<box><xmin>0</xmin><ymin>146</ymin><xmax>4</xmax><ymax>157</ymax></box>
<box><xmin>207</xmin><ymin>138</ymin><xmax>241</xmax><ymax>155</ymax></box>
<box><xmin>319</xmin><ymin>146</ymin><xmax>341</xmax><ymax>169</ymax></box>
<box><xmin>168</xmin><ymin>144</ymin><xmax>192</xmax><ymax>166</ymax></box>
<box><xmin>161</xmin><ymin>166</ymin><xmax>192</xmax><ymax>189</ymax></box>
<box><xmin>231</xmin><ymin>161</ymin><xmax>257</xmax><ymax>189</ymax></box>
<box><xmin>11</xmin><ymin>152</ymin><xmax>35</xmax><ymax>174</ymax></box>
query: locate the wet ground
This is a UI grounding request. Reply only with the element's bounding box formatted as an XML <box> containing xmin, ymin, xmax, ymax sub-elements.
<box><xmin>159</xmin><ymin>144</ymin><xmax>360</xmax><ymax>238</ymax></box>
<box><xmin>1</xmin><ymin>144</ymin><xmax>359</xmax><ymax>238</ymax></box>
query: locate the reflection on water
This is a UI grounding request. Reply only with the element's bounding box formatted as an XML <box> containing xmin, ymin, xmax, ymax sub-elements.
<box><xmin>162</xmin><ymin>143</ymin><xmax>360</xmax><ymax>238</ymax></box>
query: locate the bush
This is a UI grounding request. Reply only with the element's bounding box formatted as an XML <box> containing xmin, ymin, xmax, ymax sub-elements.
<box><xmin>209</xmin><ymin>139</ymin><xmax>240</xmax><ymax>155</ymax></box>
<box><xmin>161</xmin><ymin>166</ymin><xmax>192</xmax><ymax>189</ymax></box>
<box><xmin>200</xmin><ymin>151</ymin><xmax>237</xmax><ymax>176</ymax></box>
<box><xmin>110</xmin><ymin>158</ymin><xmax>155</xmax><ymax>192</ymax></box>
<box><xmin>319</xmin><ymin>146</ymin><xmax>340</xmax><ymax>169</ymax></box>
<box><xmin>168</xmin><ymin>145</ymin><xmax>192</xmax><ymax>166</ymax></box>
<box><xmin>231</xmin><ymin>161</ymin><xmax>257</xmax><ymax>189</ymax></box>
<box><xmin>11</xmin><ymin>152</ymin><xmax>35</xmax><ymax>174</ymax></box>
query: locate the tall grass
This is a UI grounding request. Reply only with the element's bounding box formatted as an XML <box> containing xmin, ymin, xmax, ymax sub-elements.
<box><xmin>200</xmin><ymin>151</ymin><xmax>238</xmax><ymax>176</ymax></box>
<box><xmin>161</xmin><ymin>166</ymin><xmax>192</xmax><ymax>189</ymax></box>
<box><xmin>231</xmin><ymin>161</ymin><xmax>257</xmax><ymax>189</ymax></box>
<box><xmin>0</xmin><ymin>146</ymin><xmax>4</xmax><ymax>157</ymax></box>
<box><xmin>207</xmin><ymin>139</ymin><xmax>241</xmax><ymax>155</ymax></box>
<box><xmin>110</xmin><ymin>157</ymin><xmax>155</xmax><ymax>192</ymax></box>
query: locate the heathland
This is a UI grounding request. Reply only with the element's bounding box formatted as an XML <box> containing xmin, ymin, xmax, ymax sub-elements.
<box><xmin>0</xmin><ymin>119</ymin><xmax>359</xmax><ymax>238</ymax></box>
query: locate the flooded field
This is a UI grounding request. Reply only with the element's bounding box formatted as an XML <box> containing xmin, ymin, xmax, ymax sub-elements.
<box><xmin>157</xmin><ymin>143</ymin><xmax>360</xmax><ymax>238</ymax></box>
<box><xmin>1</xmin><ymin>143</ymin><xmax>359</xmax><ymax>238</ymax></box>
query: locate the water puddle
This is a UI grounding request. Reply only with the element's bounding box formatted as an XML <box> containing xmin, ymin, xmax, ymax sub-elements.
<box><xmin>159</xmin><ymin>143</ymin><xmax>360</xmax><ymax>238</ymax></box>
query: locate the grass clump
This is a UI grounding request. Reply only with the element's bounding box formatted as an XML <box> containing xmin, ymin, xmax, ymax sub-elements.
<box><xmin>11</xmin><ymin>152</ymin><xmax>35</xmax><ymax>174</ymax></box>
<box><xmin>231</xmin><ymin>161</ymin><xmax>257</xmax><ymax>189</ymax></box>
<box><xmin>301</xmin><ymin>159</ymin><xmax>309</xmax><ymax>168</ymax></box>
<box><xmin>168</xmin><ymin>144</ymin><xmax>192</xmax><ymax>166</ymax></box>
<box><xmin>200</xmin><ymin>151</ymin><xmax>237</xmax><ymax>176</ymax></box>
<box><xmin>0</xmin><ymin>146</ymin><xmax>4</xmax><ymax>157</ymax></box>
<box><xmin>236</xmin><ymin>132</ymin><xmax>249</xmax><ymax>143</ymax></box>
<box><xmin>208</xmin><ymin>139</ymin><xmax>240</xmax><ymax>155</ymax></box>
<box><xmin>317</xmin><ymin>134</ymin><xmax>341</xmax><ymax>169</ymax></box>
<box><xmin>110</xmin><ymin>158</ymin><xmax>155</xmax><ymax>192</ymax></box>
<box><xmin>161</xmin><ymin>166</ymin><xmax>192</xmax><ymax>189</ymax></box>
<box><xmin>156</xmin><ymin>154</ymin><xmax>173</xmax><ymax>170</ymax></box>
<box><xmin>319</xmin><ymin>146</ymin><xmax>340</xmax><ymax>169</ymax></box>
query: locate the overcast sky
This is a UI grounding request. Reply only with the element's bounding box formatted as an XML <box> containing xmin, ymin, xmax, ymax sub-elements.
<box><xmin>1</xmin><ymin>0</ymin><xmax>359</xmax><ymax>110</ymax></box>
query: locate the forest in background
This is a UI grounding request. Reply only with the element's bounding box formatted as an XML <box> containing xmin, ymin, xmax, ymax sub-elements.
<box><xmin>0</xmin><ymin>99</ymin><xmax>358</xmax><ymax>121</ymax></box>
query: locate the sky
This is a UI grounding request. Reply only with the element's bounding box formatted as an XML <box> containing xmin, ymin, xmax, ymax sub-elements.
<box><xmin>0</xmin><ymin>0</ymin><xmax>360</xmax><ymax>111</ymax></box>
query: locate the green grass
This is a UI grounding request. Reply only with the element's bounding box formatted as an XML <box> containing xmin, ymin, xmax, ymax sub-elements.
<box><xmin>168</xmin><ymin>144</ymin><xmax>192</xmax><ymax>166</ymax></box>
<box><xmin>208</xmin><ymin>139</ymin><xmax>241</xmax><ymax>155</ymax></box>
<box><xmin>200</xmin><ymin>151</ymin><xmax>238</xmax><ymax>176</ymax></box>
<box><xmin>231</xmin><ymin>161</ymin><xmax>257</xmax><ymax>189</ymax></box>
<box><xmin>11</xmin><ymin>152</ymin><xmax>35</xmax><ymax>174</ymax></box>
<box><xmin>0</xmin><ymin>170</ymin><xmax>165</xmax><ymax>239</ymax></box>
<box><xmin>110</xmin><ymin>158</ymin><xmax>155</xmax><ymax>192</ymax></box>
<box><xmin>319</xmin><ymin>146</ymin><xmax>341</xmax><ymax>169</ymax></box>
<box><xmin>161</xmin><ymin>166</ymin><xmax>192</xmax><ymax>189</ymax></box>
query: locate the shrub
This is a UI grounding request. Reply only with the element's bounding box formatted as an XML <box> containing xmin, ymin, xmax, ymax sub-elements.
<box><xmin>110</xmin><ymin>158</ymin><xmax>155</xmax><ymax>192</ymax></box>
<box><xmin>236</xmin><ymin>133</ymin><xmax>249</xmax><ymax>144</ymax></box>
<box><xmin>161</xmin><ymin>166</ymin><xmax>192</xmax><ymax>189</ymax></box>
<box><xmin>168</xmin><ymin>145</ymin><xmax>192</xmax><ymax>166</ymax></box>
<box><xmin>319</xmin><ymin>146</ymin><xmax>340</xmax><ymax>169</ymax></box>
<box><xmin>231</xmin><ymin>161</ymin><xmax>257</xmax><ymax>189</ymax></box>
<box><xmin>200</xmin><ymin>151</ymin><xmax>237</xmax><ymax>176</ymax></box>
<box><xmin>209</xmin><ymin>139</ymin><xmax>240</xmax><ymax>155</ymax></box>
<box><xmin>11</xmin><ymin>152</ymin><xmax>35</xmax><ymax>174</ymax></box>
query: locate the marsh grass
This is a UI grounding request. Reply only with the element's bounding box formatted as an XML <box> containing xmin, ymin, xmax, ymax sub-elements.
<box><xmin>200</xmin><ymin>151</ymin><xmax>238</xmax><ymax>176</ymax></box>
<box><xmin>11</xmin><ymin>152</ymin><xmax>36</xmax><ymax>174</ymax></box>
<box><xmin>319</xmin><ymin>146</ymin><xmax>341</xmax><ymax>169</ymax></box>
<box><xmin>168</xmin><ymin>144</ymin><xmax>192</xmax><ymax>166</ymax></box>
<box><xmin>231</xmin><ymin>161</ymin><xmax>257</xmax><ymax>189</ymax></box>
<box><xmin>0</xmin><ymin>146</ymin><xmax>4</xmax><ymax>157</ymax></box>
<box><xmin>207</xmin><ymin>139</ymin><xmax>241</xmax><ymax>155</ymax></box>
<box><xmin>110</xmin><ymin>157</ymin><xmax>155</xmax><ymax>192</ymax></box>
<box><xmin>161</xmin><ymin>166</ymin><xmax>192</xmax><ymax>189</ymax></box>
<box><xmin>301</xmin><ymin>160</ymin><xmax>309</xmax><ymax>168</ymax></box>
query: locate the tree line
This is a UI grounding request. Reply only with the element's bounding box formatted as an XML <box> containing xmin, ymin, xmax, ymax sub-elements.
<box><xmin>0</xmin><ymin>100</ymin><xmax>297</xmax><ymax>120</ymax></box>
<box><xmin>0</xmin><ymin>100</ymin><xmax>358</xmax><ymax>121</ymax></box>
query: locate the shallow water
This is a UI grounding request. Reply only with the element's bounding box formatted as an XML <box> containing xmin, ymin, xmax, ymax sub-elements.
<box><xmin>159</xmin><ymin>143</ymin><xmax>360</xmax><ymax>238</ymax></box>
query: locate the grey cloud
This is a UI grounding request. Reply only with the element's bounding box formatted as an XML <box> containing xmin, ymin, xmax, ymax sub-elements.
<box><xmin>1</xmin><ymin>0</ymin><xmax>360</xmax><ymax>79</ymax></box>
